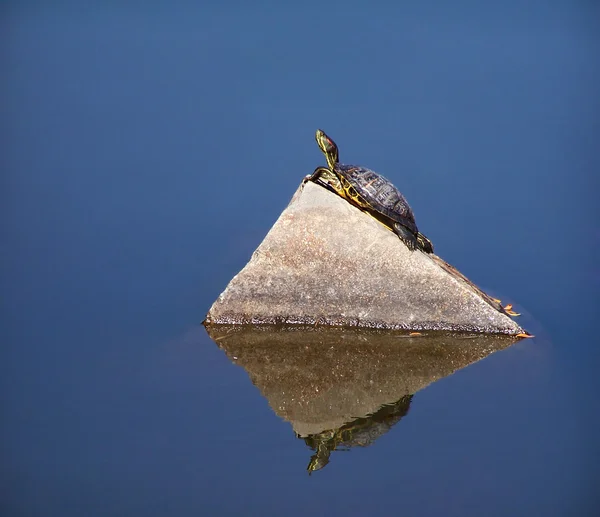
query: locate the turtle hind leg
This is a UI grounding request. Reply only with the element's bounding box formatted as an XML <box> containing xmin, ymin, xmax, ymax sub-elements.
<box><xmin>416</xmin><ymin>232</ymin><xmax>434</xmax><ymax>254</ymax></box>
<box><xmin>393</xmin><ymin>223</ymin><xmax>418</xmax><ymax>251</ymax></box>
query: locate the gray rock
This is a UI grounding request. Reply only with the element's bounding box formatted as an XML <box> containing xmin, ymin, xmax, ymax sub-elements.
<box><xmin>205</xmin><ymin>181</ymin><xmax>526</xmax><ymax>335</ymax></box>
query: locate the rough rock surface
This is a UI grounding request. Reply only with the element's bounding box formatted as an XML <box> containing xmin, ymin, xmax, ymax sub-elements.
<box><xmin>205</xmin><ymin>181</ymin><xmax>525</xmax><ymax>335</ymax></box>
<box><xmin>206</xmin><ymin>325</ymin><xmax>520</xmax><ymax>437</ymax></box>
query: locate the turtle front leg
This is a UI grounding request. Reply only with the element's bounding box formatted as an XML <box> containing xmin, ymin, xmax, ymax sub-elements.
<box><xmin>393</xmin><ymin>223</ymin><xmax>418</xmax><ymax>251</ymax></box>
<box><xmin>303</xmin><ymin>166</ymin><xmax>327</xmax><ymax>184</ymax></box>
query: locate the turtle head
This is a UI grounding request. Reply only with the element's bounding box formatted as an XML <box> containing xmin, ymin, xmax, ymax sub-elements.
<box><xmin>315</xmin><ymin>129</ymin><xmax>339</xmax><ymax>170</ymax></box>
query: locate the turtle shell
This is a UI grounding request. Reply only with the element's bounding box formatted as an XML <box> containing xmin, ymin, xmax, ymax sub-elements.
<box><xmin>334</xmin><ymin>164</ymin><xmax>419</xmax><ymax>235</ymax></box>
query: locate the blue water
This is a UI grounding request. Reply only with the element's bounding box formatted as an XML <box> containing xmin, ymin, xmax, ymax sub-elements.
<box><xmin>2</xmin><ymin>3</ymin><xmax>599</xmax><ymax>516</ymax></box>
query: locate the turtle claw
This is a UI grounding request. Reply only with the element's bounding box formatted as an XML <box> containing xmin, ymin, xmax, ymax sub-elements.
<box><xmin>503</xmin><ymin>304</ymin><xmax>521</xmax><ymax>317</ymax></box>
<box><xmin>491</xmin><ymin>297</ymin><xmax>502</xmax><ymax>304</ymax></box>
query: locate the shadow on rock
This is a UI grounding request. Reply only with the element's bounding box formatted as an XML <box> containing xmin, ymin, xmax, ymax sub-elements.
<box><xmin>204</xmin><ymin>324</ymin><xmax>523</xmax><ymax>474</ymax></box>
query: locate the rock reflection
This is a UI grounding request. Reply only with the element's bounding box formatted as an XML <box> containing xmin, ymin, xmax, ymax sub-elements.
<box><xmin>204</xmin><ymin>325</ymin><xmax>522</xmax><ymax>474</ymax></box>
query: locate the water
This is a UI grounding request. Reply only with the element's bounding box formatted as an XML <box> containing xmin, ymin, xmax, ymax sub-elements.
<box><xmin>2</xmin><ymin>4</ymin><xmax>599</xmax><ymax>516</ymax></box>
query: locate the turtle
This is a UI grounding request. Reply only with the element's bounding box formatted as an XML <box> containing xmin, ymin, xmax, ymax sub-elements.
<box><xmin>306</xmin><ymin>129</ymin><xmax>434</xmax><ymax>253</ymax></box>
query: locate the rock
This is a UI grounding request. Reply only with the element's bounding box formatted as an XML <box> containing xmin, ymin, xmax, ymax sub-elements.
<box><xmin>205</xmin><ymin>181</ymin><xmax>526</xmax><ymax>335</ymax></box>
<box><xmin>205</xmin><ymin>325</ymin><xmax>520</xmax><ymax>471</ymax></box>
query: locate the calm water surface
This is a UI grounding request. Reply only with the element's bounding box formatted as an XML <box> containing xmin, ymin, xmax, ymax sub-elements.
<box><xmin>2</xmin><ymin>4</ymin><xmax>599</xmax><ymax>516</ymax></box>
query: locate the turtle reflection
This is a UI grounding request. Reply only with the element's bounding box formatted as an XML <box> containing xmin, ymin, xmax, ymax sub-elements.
<box><xmin>301</xmin><ymin>395</ymin><xmax>412</xmax><ymax>474</ymax></box>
